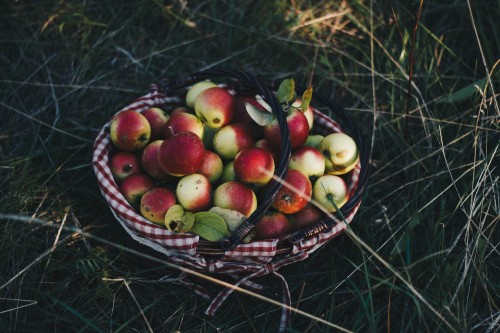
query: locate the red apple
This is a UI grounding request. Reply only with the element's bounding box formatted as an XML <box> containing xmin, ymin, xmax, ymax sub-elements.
<box><xmin>263</xmin><ymin>108</ymin><xmax>309</xmax><ymax>151</ymax></box>
<box><xmin>213</xmin><ymin>181</ymin><xmax>257</xmax><ymax>217</ymax></box>
<box><xmin>292</xmin><ymin>98</ymin><xmax>314</xmax><ymax>130</ymax></box>
<box><xmin>288</xmin><ymin>203</ymin><xmax>324</xmax><ymax>231</ymax></box>
<box><xmin>234</xmin><ymin>96</ymin><xmax>265</xmax><ymax>138</ymax></box>
<box><xmin>255</xmin><ymin>139</ymin><xmax>280</xmax><ymax>163</ymax></box>
<box><xmin>140</xmin><ymin>140</ymin><xmax>172</xmax><ymax>180</ymax></box>
<box><xmin>170</xmin><ymin>106</ymin><xmax>193</xmax><ymax>115</ymax></box>
<box><xmin>140</xmin><ymin>187</ymin><xmax>176</xmax><ymax>225</ymax></box>
<box><xmin>185</xmin><ymin>80</ymin><xmax>217</xmax><ymax>108</ymax></box>
<box><xmin>141</xmin><ymin>107</ymin><xmax>169</xmax><ymax>140</ymax></box>
<box><xmin>119</xmin><ymin>173</ymin><xmax>155</xmax><ymax>208</ymax></box>
<box><xmin>110</xmin><ymin>110</ymin><xmax>151</xmax><ymax>151</ymax></box>
<box><xmin>158</xmin><ymin>131</ymin><xmax>206</xmax><ymax>177</ymax></box>
<box><xmin>197</xmin><ymin>150</ymin><xmax>223</xmax><ymax>184</ymax></box>
<box><xmin>233</xmin><ymin>147</ymin><xmax>275</xmax><ymax>186</ymax></box>
<box><xmin>110</xmin><ymin>152</ymin><xmax>141</xmax><ymax>183</ymax></box>
<box><xmin>163</xmin><ymin>111</ymin><xmax>204</xmax><ymax>140</ymax></box>
<box><xmin>213</xmin><ymin>123</ymin><xmax>255</xmax><ymax>160</ymax></box>
<box><xmin>253</xmin><ymin>211</ymin><xmax>291</xmax><ymax>240</ymax></box>
<box><xmin>288</xmin><ymin>146</ymin><xmax>326</xmax><ymax>180</ymax></box>
<box><xmin>272</xmin><ymin>170</ymin><xmax>312</xmax><ymax>214</ymax></box>
<box><xmin>195</xmin><ymin>87</ymin><xmax>235</xmax><ymax>128</ymax></box>
<box><xmin>176</xmin><ymin>174</ymin><xmax>212</xmax><ymax>212</ymax></box>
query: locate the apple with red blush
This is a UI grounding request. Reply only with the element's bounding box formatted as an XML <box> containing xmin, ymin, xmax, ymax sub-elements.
<box><xmin>140</xmin><ymin>187</ymin><xmax>176</xmax><ymax>225</ymax></box>
<box><xmin>140</xmin><ymin>140</ymin><xmax>172</xmax><ymax>180</ymax></box>
<box><xmin>263</xmin><ymin>108</ymin><xmax>309</xmax><ymax>151</ymax></box>
<box><xmin>288</xmin><ymin>146</ymin><xmax>325</xmax><ymax>181</ymax></box>
<box><xmin>255</xmin><ymin>139</ymin><xmax>280</xmax><ymax>163</ymax></box>
<box><xmin>288</xmin><ymin>203</ymin><xmax>324</xmax><ymax>231</ymax></box>
<box><xmin>292</xmin><ymin>98</ymin><xmax>314</xmax><ymax>130</ymax></box>
<box><xmin>110</xmin><ymin>110</ymin><xmax>151</xmax><ymax>151</ymax></box>
<box><xmin>272</xmin><ymin>169</ymin><xmax>312</xmax><ymax>214</ymax></box>
<box><xmin>212</xmin><ymin>123</ymin><xmax>254</xmax><ymax>160</ymax></box>
<box><xmin>110</xmin><ymin>152</ymin><xmax>141</xmax><ymax>183</ymax></box>
<box><xmin>234</xmin><ymin>95</ymin><xmax>264</xmax><ymax>137</ymax></box>
<box><xmin>185</xmin><ymin>80</ymin><xmax>217</xmax><ymax>108</ymax></box>
<box><xmin>163</xmin><ymin>111</ymin><xmax>204</xmax><ymax>140</ymax></box>
<box><xmin>170</xmin><ymin>106</ymin><xmax>193</xmax><ymax>115</ymax></box>
<box><xmin>195</xmin><ymin>87</ymin><xmax>235</xmax><ymax>128</ymax></box>
<box><xmin>141</xmin><ymin>107</ymin><xmax>169</xmax><ymax>140</ymax></box>
<box><xmin>233</xmin><ymin>147</ymin><xmax>275</xmax><ymax>186</ymax></box>
<box><xmin>158</xmin><ymin>131</ymin><xmax>206</xmax><ymax>177</ymax></box>
<box><xmin>213</xmin><ymin>181</ymin><xmax>257</xmax><ymax>217</ymax></box>
<box><xmin>119</xmin><ymin>173</ymin><xmax>155</xmax><ymax>208</ymax></box>
<box><xmin>176</xmin><ymin>174</ymin><xmax>212</xmax><ymax>212</ymax></box>
<box><xmin>197</xmin><ymin>150</ymin><xmax>224</xmax><ymax>184</ymax></box>
<box><xmin>253</xmin><ymin>210</ymin><xmax>291</xmax><ymax>240</ymax></box>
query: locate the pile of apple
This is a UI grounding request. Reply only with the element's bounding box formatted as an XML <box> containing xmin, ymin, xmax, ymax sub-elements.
<box><xmin>108</xmin><ymin>79</ymin><xmax>359</xmax><ymax>242</ymax></box>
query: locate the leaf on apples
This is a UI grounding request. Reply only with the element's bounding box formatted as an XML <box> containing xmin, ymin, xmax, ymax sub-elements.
<box><xmin>276</xmin><ymin>78</ymin><xmax>295</xmax><ymax>104</ymax></box>
<box><xmin>191</xmin><ymin>211</ymin><xmax>228</xmax><ymax>241</ymax></box>
<box><xmin>255</xmin><ymin>95</ymin><xmax>272</xmax><ymax>112</ymax></box>
<box><xmin>246</xmin><ymin>102</ymin><xmax>274</xmax><ymax>126</ymax></box>
<box><xmin>164</xmin><ymin>204</ymin><xmax>194</xmax><ymax>232</ymax></box>
<box><xmin>209</xmin><ymin>207</ymin><xmax>247</xmax><ymax>234</ymax></box>
<box><xmin>300</xmin><ymin>86</ymin><xmax>313</xmax><ymax>112</ymax></box>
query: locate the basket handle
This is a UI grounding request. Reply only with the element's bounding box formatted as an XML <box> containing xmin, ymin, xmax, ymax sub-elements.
<box><xmin>158</xmin><ymin>68</ymin><xmax>292</xmax><ymax>251</ymax></box>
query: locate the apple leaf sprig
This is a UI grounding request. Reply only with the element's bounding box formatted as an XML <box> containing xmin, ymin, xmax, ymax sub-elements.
<box><xmin>245</xmin><ymin>78</ymin><xmax>313</xmax><ymax>126</ymax></box>
<box><xmin>164</xmin><ymin>204</ymin><xmax>251</xmax><ymax>242</ymax></box>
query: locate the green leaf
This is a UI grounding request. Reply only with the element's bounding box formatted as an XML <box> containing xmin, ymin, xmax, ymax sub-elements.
<box><xmin>255</xmin><ymin>95</ymin><xmax>272</xmax><ymax>112</ymax></box>
<box><xmin>300</xmin><ymin>86</ymin><xmax>313</xmax><ymax>111</ymax></box>
<box><xmin>164</xmin><ymin>205</ymin><xmax>194</xmax><ymax>232</ymax></box>
<box><xmin>209</xmin><ymin>207</ymin><xmax>247</xmax><ymax>234</ymax></box>
<box><xmin>191</xmin><ymin>211</ymin><xmax>228</xmax><ymax>241</ymax></box>
<box><xmin>276</xmin><ymin>78</ymin><xmax>295</xmax><ymax>104</ymax></box>
<box><xmin>245</xmin><ymin>102</ymin><xmax>274</xmax><ymax>126</ymax></box>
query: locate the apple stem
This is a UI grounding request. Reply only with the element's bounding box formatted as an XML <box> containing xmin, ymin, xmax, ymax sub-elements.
<box><xmin>168</xmin><ymin>126</ymin><xmax>175</xmax><ymax>137</ymax></box>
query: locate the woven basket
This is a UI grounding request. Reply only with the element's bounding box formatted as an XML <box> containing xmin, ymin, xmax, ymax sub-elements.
<box><xmin>92</xmin><ymin>68</ymin><xmax>369</xmax><ymax>330</ymax></box>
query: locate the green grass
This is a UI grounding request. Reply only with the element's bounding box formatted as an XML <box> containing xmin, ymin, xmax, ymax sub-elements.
<box><xmin>1</xmin><ymin>1</ymin><xmax>498</xmax><ymax>332</ymax></box>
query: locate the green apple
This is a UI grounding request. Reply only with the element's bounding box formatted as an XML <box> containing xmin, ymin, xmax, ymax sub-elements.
<box><xmin>320</xmin><ymin>133</ymin><xmax>359</xmax><ymax>175</ymax></box>
<box><xmin>303</xmin><ymin>134</ymin><xmax>324</xmax><ymax>150</ymax></box>
<box><xmin>312</xmin><ymin>174</ymin><xmax>348</xmax><ymax>213</ymax></box>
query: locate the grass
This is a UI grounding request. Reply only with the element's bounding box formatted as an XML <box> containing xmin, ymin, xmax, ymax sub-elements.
<box><xmin>1</xmin><ymin>0</ymin><xmax>499</xmax><ymax>332</ymax></box>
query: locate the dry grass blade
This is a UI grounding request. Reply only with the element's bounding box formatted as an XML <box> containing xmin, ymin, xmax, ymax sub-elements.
<box><xmin>0</xmin><ymin>213</ymin><xmax>354</xmax><ymax>333</ymax></box>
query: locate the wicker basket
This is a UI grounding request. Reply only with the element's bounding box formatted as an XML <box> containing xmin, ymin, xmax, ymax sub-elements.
<box><xmin>92</xmin><ymin>68</ymin><xmax>369</xmax><ymax>330</ymax></box>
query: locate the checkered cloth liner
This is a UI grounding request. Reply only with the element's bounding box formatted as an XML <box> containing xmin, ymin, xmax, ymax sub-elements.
<box><xmin>92</xmin><ymin>87</ymin><xmax>362</xmax><ymax>332</ymax></box>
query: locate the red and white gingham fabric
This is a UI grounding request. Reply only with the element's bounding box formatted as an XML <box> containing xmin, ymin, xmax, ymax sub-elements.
<box><xmin>92</xmin><ymin>88</ymin><xmax>362</xmax><ymax>331</ymax></box>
